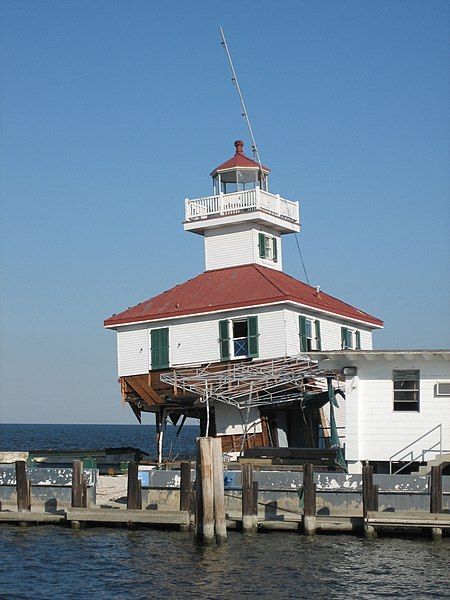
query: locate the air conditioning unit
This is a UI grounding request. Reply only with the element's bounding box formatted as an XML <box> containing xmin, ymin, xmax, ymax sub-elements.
<box><xmin>435</xmin><ymin>382</ymin><xmax>450</xmax><ymax>396</ymax></box>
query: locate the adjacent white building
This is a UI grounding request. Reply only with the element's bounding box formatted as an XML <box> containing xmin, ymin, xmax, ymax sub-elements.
<box><xmin>308</xmin><ymin>350</ymin><xmax>450</xmax><ymax>473</ymax></box>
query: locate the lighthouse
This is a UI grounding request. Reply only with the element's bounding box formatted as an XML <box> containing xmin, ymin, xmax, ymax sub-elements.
<box><xmin>104</xmin><ymin>140</ymin><xmax>382</xmax><ymax>453</ymax></box>
<box><xmin>184</xmin><ymin>140</ymin><xmax>300</xmax><ymax>272</ymax></box>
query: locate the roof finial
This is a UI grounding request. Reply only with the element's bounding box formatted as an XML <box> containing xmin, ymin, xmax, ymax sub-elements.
<box><xmin>234</xmin><ymin>140</ymin><xmax>244</xmax><ymax>155</ymax></box>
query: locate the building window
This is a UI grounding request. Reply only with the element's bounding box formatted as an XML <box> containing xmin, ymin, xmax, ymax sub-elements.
<box><xmin>150</xmin><ymin>327</ymin><xmax>169</xmax><ymax>370</ymax></box>
<box><xmin>218</xmin><ymin>316</ymin><xmax>259</xmax><ymax>361</ymax></box>
<box><xmin>258</xmin><ymin>233</ymin><xmax>278</xmax><ymax>262</ymax></box>
<box><xmin>233</xmin><ymin>319</ymin><xmax>248</xmax><ymax>356</ymax></box>
<box><xmin>393</xmin><ymin>370</ymin><xmax>420</xmax><ymax>412</ymax></box>
<box><xmin>300</xmin><ymin>316</ymin><xmax>322</xmax><ymax>351</ymax></box>
<box><xmin>341</xmin><ymin>327</ymin><xmax>354</xmax><ymax>349</ymax></box>
<box><xmin>342</xmin><ymin>327</ymin><xmax>362</xmax><ymax>350</ymax></box>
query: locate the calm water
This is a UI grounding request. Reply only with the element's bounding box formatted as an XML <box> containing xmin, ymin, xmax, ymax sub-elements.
<box><xmin>0</xmin><ymin>423</ymin><xmax>199</xmax><ymax>460</ymax></box>
<box><xmin>0</xmin><ymin>424</ymin><xmax>449</xmax><ymax>599</ymax></box>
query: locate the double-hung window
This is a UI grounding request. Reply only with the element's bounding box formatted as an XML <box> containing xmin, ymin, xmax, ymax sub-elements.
<box><xmin>218</xmin><ymin>316</ymin><xmax>259</xmax><ymax>361</ymax></box>
<box><xmin>341</xmin><ymin>327</ymin><xmax>362</xmax><ymax>349</ymax></box>
<box><xmin>258</xmin><ymin>233</ymin><xmax>278</xmax><ymax>262</ymax></box>
<box><xmin>393</xmin><ymin>370</ymin><xmax>420</xmax><ymax>412</ymax></box>
<box><xmin>341</xmin><ymin>327</ymin><xmax>354</xmax><ymax>349</ymax></box>
<box><xmin>300</xmin><ymin>316</ymin><xmax>321</xmax><ymax>351</ymax></box>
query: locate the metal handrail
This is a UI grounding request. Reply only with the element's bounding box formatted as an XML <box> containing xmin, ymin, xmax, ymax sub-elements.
<box><xmin>389</xmin><ymin>423</ymin><xmax>442</xmax><ymax>475</ymax></box>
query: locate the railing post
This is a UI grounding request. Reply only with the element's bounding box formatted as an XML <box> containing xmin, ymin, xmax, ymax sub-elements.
<box><xmin>255</xmin><ymin>187</ymin><xmax>260</xmax><ymax>211</ymax></box>
<box><xmin>184</xmin><ymin>198</ymin><xmax>189</xmax><ymax>221</ymax></box>
<box><xmin>219</xmin><ymin>193</ymin><xmax>224</xmax><ymax>215</ymax></box>
<box><xmin>276</xmin><ymin>193</ymin><xmax>281</xmax><ymax>217</ymax></box>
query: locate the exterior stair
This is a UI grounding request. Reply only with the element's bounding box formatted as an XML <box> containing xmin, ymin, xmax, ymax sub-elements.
<box><xmin>413</xmin><ymin>452</ymin><xmax>450</xmax><ymax>475</ymax></box>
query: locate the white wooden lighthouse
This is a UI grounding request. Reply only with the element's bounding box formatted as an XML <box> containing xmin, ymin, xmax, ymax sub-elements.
<box><xmin>105</xmin><ymin>140</ymin><xmax>383</xmax><ymax>454</ymax></box>
<box><xmin>184</xmin><ymin>140</ymin><xmax>299</xmax><ymax>272</ymax></box>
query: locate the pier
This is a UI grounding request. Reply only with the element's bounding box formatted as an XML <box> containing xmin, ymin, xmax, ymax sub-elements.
<box><xmin>1</xmin><ymin>442</ymin><xmax>449</xmax><ymax>540</ymax></box>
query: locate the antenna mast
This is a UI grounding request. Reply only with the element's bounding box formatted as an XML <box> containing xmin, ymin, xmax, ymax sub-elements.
<box><xmin>219</xmin><ymin>26</ymin><xmax>263</xmax><ymax>171</ymax></box>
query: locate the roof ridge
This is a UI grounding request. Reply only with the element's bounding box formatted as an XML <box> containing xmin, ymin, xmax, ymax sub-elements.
<box><xmin>253</xmin><ymin>264</ymin><xmax>288</xmax><ymax>296</ymax></box>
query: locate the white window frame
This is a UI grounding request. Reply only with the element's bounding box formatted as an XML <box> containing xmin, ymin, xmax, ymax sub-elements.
<box><xmin>231</xmin><ymin>318</ymin><xmax>249</xmax><ymax>358</ymax></box>
<box><xmin>393</xmin><ymin>370</ymin><xmax>420</xmax><ymax>412</ymax></box>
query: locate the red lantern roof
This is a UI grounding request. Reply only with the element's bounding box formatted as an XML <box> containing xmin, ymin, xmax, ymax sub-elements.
<box><xmin>210</xmin><ymin>140</ymin><xmax>270</xmax><ymax>178</ymax></box>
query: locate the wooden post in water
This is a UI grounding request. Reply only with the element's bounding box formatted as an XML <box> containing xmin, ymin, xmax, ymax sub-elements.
<box><xmin>242</xmin><ymin>463</ymin><xmax>256</xmax><ymax>533</ymax></box>
<box><xmin>198</xmin><ymin>437</ymin><xmax>215</xmax><ymax>544</ymax></box>
<box><xmin>362</xmin><ymin>465</ymin><xmax>377</xmax><ymax>539</ymax></box>
<box><xmin>430</xmin><ymin>465</ymin><xmax>443</xmax><ymax>540</ymax></box>
<box><xmin>302</xmin><ymin>463</ymin><xmax>316</xmax><ymax>535</ymax></box>
<box><xmin>252</xmin><ymin>480</ymin><xmax>259</xmax><ymax>530</ymax></box>
<box><xmin>195</xmin><ymin>444</ymin><xmax>203</xmax><ymax>541</ymax></box>
<box><xmin>71</xmin><ymin>460</ymin><xmax>84</xmax><ymax>528</ymax></box>
<box><xmin>127</xmin><ymin>461</ymin><xmax>141</xmax><ymax>510</ymax></box>
<box><xmin>211</xmin><ymin>437</ymin><xmax>227</xmax><ymax>543</ymax></box>
<box><xmin>15</xmin><ymin>461</ymin><xmax>30</xmax><ymax>513</ymax></box>
<box><xmin>179</xmin><ymin>461</ymin><xmax>191</xmax><ymax>532</ymax></box>
<box><xmin>71</xmin><ymin>460</ymin><xmax>84</xmax><ymax>508</ymax></box>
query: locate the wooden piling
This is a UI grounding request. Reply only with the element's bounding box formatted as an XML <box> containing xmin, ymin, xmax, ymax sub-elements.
<box><xmin>179</xmin><ymin>461</ymin><xmax>191</xmax><ymax>532</ymax></box>
<box><xmin>242</xmin><ymin>463</ymin><xmax>256</xmax><ymax>532</ymax></box>
<box><xmin>430</xmin><ymin>465</ymin><xmax>443</xmax><ymax>540</ymax></box>
<box><xmin>211</xmin><ymin>438</ymin><xmax>227</xmax><ymax>543</ymax></box>
<box><xmin>71</xmin><ymin>460</ymin><xmax>84</xmax><ymax>509</ymax></box>
<box><xmin>180</xmin><ymin>462</ymin><xmax>191</xmax><ymax>512</ymax></box>
<box><xmin>198</xmin><ymin>437</ymin><xmax>215</xmax><ymax>544</ymax></box>
<box><xmin>362</xmin><ymin>465</ymin><xmax>377</xmax><ymax>539</ymax></box>
<box><xmin>127</xmin><ymin>461</ymin><xmax>141</xmax><ymax>510</ymax></box>
<box><xmin>430</xmin><ymin>465</ymin><xmax>443</xmax><ymax>514</ymax></box>
<box><xmin>15</xmin><ymin>461</ymin><xmax>30</xmax><ymax>512</ymax></box>
<box><xmin>252</xmin><ymin>480</ymin><xmax>259</xmax><ymax>530</ymax></box>
<box><xmin>302</xmin><ymin>463</ymin><xmax>316</xmax><ymax>535</ymax></box>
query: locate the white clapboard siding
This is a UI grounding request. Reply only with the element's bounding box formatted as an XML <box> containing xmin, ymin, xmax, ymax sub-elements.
<box><xmin>115</xmin><ymin>305</ymin><xmax>376</xmax><ymax>376</ymax></box>
<box><xmin>323</xmin><ymin>354</ymin><xmax>450</xmax><ymax>466</ymax></box>
<box><xmin>204</xmin><ymin>223</ymin><xmax>282</xmax><ymax>271</ymax></box>
<box><xmin>204</xmin><ymin>225</ymin><xmax>255</xmax><ymax>271</ymax></box>
<box><xmin>215</xmin><ymin>403</ymin><xmax>262</xmax><ymax>435</ymax></box>
<box><xmin>117</xmin><ymin>326</ymin><xmax>149</xmax><ymax>377</ymax></box>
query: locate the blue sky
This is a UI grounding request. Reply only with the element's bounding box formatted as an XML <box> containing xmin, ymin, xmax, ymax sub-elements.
<box><xmin>1</xmin><ymin>1</ymin><xmax>449</xmax><ymax>424</ymax></box>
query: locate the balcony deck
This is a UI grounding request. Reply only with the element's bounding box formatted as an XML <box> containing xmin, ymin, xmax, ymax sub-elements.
<box><xmin>184</xmin><ymin>188</ymin><xmax>300</xmax><ymax>228</ymax></box>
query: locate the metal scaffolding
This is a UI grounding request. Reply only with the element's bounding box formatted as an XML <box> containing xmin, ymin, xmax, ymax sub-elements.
<box><xmin>160</xmin><ymin>355</ymin><xmax>332</xmax><ymax>410</ymax></box>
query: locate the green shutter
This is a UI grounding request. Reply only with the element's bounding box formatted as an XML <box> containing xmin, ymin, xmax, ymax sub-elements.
<box><xmin>299</xmin><ymin>316</ymin><xmax>308</xmax><ymax>352</ymax></box>
<box><xmin>218</xmin><ymin>320</ymin><xmax>230</xmax><ymax>361</ymax></box>
<box><xmin>341</xmin><ymin>327</ymin><xmax>348</xmax><ymax>349</ymax></box>
<box><xmin>355</xmin><ymin>330</ymin><xmax>361</xmax><ymax>350</ymax></box>
<box><xmin>247</xmin><ymin>316</ymin><xmax>259</xmax><ymax>358</ymax></box>
<box><xmin>272</xmin><ymin>237</ymin><xmax>278</xmax><ymax>262</ymax></box>
<box><xmin>315</xmin><ymin>320</ymin><xmax>322</xmax><ymax>351</ymax></box>
<box><xmin>258</xmin><ymin>233</ymin><xmax>266</xmax><ymax>258</ymax></box>
<box><xmin>151</xmin><ymin>328</ymin><xmax>169</xmax><ymax>370</ymax></box>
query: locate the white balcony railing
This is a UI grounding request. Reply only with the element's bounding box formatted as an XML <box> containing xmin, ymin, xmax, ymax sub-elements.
<box><xmin>185</xmin><ymin>188</ymin><xmax>300</xmax><ymax>224</ymax></box>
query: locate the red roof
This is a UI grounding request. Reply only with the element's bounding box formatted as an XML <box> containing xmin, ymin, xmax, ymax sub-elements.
<box><xmin>210</xmin><ymin>140</ymin><xmax>270</xmax><ymax>177</ymax></box>
<box><xmin>104</xmin><ymin>264</ymin><xmax>383</xmax><ymax>328</ymax></box>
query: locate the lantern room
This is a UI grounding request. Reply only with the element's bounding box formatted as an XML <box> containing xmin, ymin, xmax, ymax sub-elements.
<box><xmin>210</xmin><ymin>140</ymin><xmax>270</xmax><ymax>194</ymax></box>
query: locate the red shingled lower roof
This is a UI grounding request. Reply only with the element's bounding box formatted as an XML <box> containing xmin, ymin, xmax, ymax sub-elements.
<box><xmin>104</xmin><ymin>264</ymin><xmax>383</xmax><ymax>328</ymax></box>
